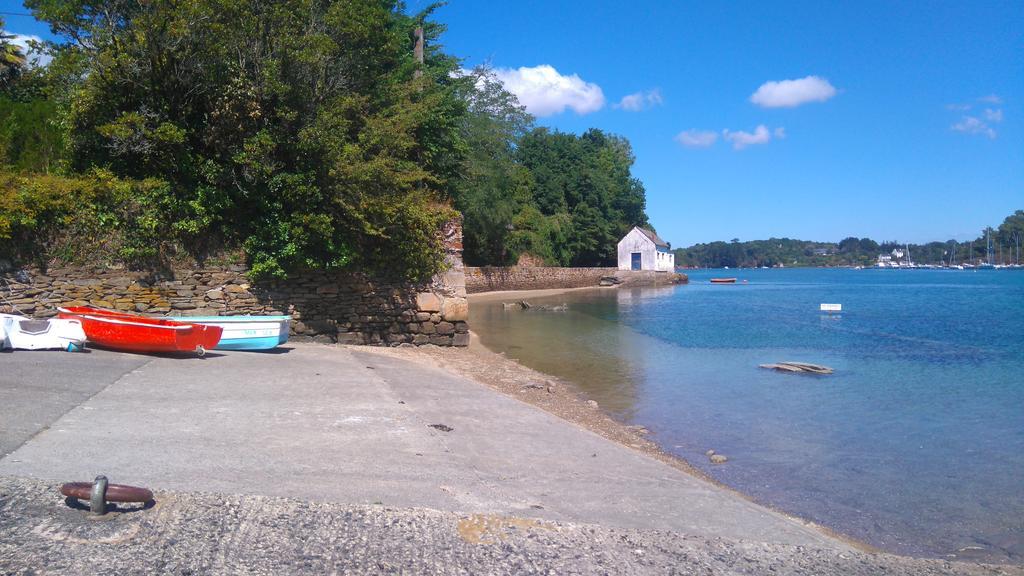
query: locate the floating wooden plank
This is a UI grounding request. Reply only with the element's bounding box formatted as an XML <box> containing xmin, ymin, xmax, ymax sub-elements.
<box><xmin>759</xmin><ymin>361</ymin><xmax>834</xmax><ymax>375</ymax></box>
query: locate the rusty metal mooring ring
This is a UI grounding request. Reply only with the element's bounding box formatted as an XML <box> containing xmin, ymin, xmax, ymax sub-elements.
<box><xmin>61</xmin><ymin>476</ymin><xmax>154</xmax><ymax>515</ymax></box>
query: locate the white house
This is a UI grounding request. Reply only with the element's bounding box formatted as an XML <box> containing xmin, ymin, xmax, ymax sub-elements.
<box><xmin>617</xmin><ymin>227</ymin><xmax>675</xmax><ymax>271</ymax></box>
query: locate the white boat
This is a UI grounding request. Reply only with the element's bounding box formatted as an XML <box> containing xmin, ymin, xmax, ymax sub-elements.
<box><xmin>0</xmin><ymin>314</ymin><xmax>87</xmax><ymax>351</ymax></box>
<box><xmin>177</xmin><ymin>315</ymin><xmax>291</xmax><ymax>350</ymax></box>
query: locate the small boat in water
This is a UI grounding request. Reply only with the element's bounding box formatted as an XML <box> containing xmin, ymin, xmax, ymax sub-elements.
<box><xmin>0</xmin><ymin>314</ymin><xmax>87</xmax><ymax>351</ymax></box>
<box><xmin>57</xmin><ymin>307</ymin><xmax>222</xmax><ymax>356</ymax></box>
<box><xmin>710</xmin><ymin>278</ymin><xmax>737</xmax><ymax>284</ymax></box>
<box><xmin>182</xmin><ymin>315</ymin><xmax>291</xmax><ymax>350</ymax></box>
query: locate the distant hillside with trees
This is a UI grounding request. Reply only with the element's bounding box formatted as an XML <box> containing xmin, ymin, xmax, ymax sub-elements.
<box><xmin>675</xmin><ymin>210</ymin><xmax>1023</xmax><ymax>268</ymax></box>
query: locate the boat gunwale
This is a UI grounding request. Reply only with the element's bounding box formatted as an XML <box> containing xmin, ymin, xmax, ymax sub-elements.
<box><xmin>77</xmin><ymin>314</ymin><xmax>193</xmax><ymax>331</ymax></box>
<box><xmin>180</xmin><ymin>316</ymin><xmax>291</xmax><ymax>323</ymax></box>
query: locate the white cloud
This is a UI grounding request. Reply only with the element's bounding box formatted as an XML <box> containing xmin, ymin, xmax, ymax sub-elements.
<box><xmin>951</xmin><ymin>116</ymin><xmax>996</xmax><ymax>139</ymax></box>
<box><xmin>773</xmin><ymin>127</ymin><xmax>787</xmax><ymax>139</ymax></box>
<box><xmin>615</xmin><ymin>88</ymin><xmax>663</xmax><ymax>111</ymax></box>
<box><xmin>984</xmin><ymin>108</ymin><xmax>1003</xmax><ymax>123</ymax></box>
<box><xmin>674</xmin><ymin>129</ymin><xmax>718</xmax><ymax>148</ymax></box>
<box><xmin>492</xmin><ymin>65</ymin><xmax>604</xmax><ymax>117</ymax></box>
<box><xmin>2</xmin><ymin>31</ymin><xmax>52</xmax><ymax>67</ymax></box>
<box><xmin>722</xmin><ymin>125</ymin><xmax>773</xmax><ymax>150</ymax></box>
<box><xmin>750</xmin><ymin>75</ymin><xmax>837</xmax><ymax>108</ymax></box>
<box><xmin>978</xmin><ymin>94</ymin><xmax>1003</xmax><ymax>104</ymax></box>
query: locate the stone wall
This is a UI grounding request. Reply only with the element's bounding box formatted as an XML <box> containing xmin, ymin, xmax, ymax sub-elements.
<box><xmin>464</xmin><ymin>266</ymin><xmax>686</xmax><ymax>293</ymax></box>
<box><xmin>0</xmin><ymin>220</ymin><xmax>468</xmax><ymax>347</ymax></box>
<box><xmin>465</xmin><ymin>266</ymin><xmax>618</xmax><ymax>293</ymax></box>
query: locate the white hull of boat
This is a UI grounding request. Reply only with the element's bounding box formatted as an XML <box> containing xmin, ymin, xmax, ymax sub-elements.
<box><xmin>177</xmin><ymin>316</ymin><xmax>291</xmax><ymax>350</ymax></box>
<box><xmin>0</xmin><ymin>314</ymin><xmax>87</xmax><ymax>351</ymax></box>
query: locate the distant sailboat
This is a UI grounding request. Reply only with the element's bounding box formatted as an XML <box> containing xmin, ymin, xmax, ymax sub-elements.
<box><xmin>949</xmin><ymin>242</ymin><xmax>963</xmax><ymax>270</ymax></box>
<box><xmin>978</xmin><ymin>229</ymin><xmax>996</xmax><ymax>270</ymax></box>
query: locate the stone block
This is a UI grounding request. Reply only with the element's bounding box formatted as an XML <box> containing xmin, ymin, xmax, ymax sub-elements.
<box><xmin>206</xmin><ymin>289</ymin><xmax>224</xmax><ymax>300</ymax></box>
<box><xmin>420</xmin><ymin>322</ymin><xmax>436</xmax><ymax>335</ymax></box>
<box><xmin>429</xmin><ymin>334</ymin><xmax>452</xmax><ymax>346</ymax></box>
<box><xmin>454</xmin><ymin>322</ymin><xmax>469</xmax><ymax>334</ymax></box>
<box><xmin>412</xmin><ymin>334</ymin><xmax>430</xmax><ymax>345</ymax></box>
<box><xmin>415</xmin><ymin>312</ymin><xmax>431</xmax><ymax>322</ymax></box>
<box><xmin>441</xmin><ymin>270</ymin><xmax>466</xmax><ymax>290</ymax></box>
<box><xmin>453</xmin><ymin>333</ymin><xmax>470</xmax><ymax>347</ymax></box>
<box><xmin>334</xmin><ymin>332</ymin><xmax>362</xmax><ymax>345</ymax></box>
<box><xmin>440</xmin><ymin>297</ymin><xmax>468</xmax><ymax>322</ymax></box>
<box><xmin>416</xmin><ymin>291</ymin><xmax>442</xmax><ymax>312</ymax></box>
<box><xmin>435</xmin><ymin>321</ymin><xmax>455</xmax><ymax>335</ymax></box>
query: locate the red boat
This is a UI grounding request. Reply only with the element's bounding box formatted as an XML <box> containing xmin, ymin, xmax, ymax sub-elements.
<box><xmin>710</xmin><ymin>277</ymin><xmax>738</xmax><ymax>284</ymax></box>
<box><xmin>57</xmin><ymin>306</ymin><xmax>223</xmax><ymax>356</ymax></box>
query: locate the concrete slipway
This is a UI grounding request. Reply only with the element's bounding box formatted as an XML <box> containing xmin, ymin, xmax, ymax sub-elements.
<box><xmin>0</xmin><ymin>344</ymin><xmax>1016</xmax><ymax>575</ymax></box>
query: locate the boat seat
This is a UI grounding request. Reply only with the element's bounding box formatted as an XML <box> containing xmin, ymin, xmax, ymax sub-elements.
<box><xmin>18</xmin><ymin>319</ymin><xmax>52</xmax><ymax>335</ymax></box>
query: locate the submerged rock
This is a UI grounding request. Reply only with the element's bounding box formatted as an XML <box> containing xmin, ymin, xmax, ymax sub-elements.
<box><xmin>709</xmin><ymin>454</ymin><xmax>728</xmax><ymax>464</ymax></box>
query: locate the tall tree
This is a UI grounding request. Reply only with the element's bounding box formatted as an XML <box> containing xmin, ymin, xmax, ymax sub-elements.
<box><xmin>26</xmin><ymin>0</ymin><xmax>465</xmax><ymax>279</ymax></box>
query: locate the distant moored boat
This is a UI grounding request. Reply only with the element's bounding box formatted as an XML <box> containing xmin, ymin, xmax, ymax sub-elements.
<box><xmin>710</xmin><ymin>278</ymin><xmax>737</xmax><ymax>284</ymax></box>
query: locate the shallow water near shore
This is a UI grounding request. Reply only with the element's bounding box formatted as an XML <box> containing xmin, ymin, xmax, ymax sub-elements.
<box><xmin>470</xmin><ymin>268</ymin><xmax>1024</xmax><ymax>563</ymax></box>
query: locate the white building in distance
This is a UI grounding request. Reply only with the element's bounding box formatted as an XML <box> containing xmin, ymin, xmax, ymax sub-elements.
<box><xmin>617</xmin><ymin>227</ymin><xmax>675</xmax><ymax>272</ymax></box>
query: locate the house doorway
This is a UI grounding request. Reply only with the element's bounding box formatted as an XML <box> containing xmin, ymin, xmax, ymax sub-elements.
<box><xmin>631</xmin><ymin>252</ymin><xmax>642</xmax><ymax>270</ymax></box>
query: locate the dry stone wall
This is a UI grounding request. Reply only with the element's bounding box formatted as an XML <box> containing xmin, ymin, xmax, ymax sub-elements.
<box><xmin>464</xmin><ymin>266</ymin><xmax>686</xmax><ymax>293</ymax></box>
<box><xmin>0</xmin><ymin>220</ymin><xmax>468</xmax><ymax>347</ymax></box>
<box><xmin>465</xmin><ymin>267</ymin><xmax>619</xmax><ymax>293</ymax></box>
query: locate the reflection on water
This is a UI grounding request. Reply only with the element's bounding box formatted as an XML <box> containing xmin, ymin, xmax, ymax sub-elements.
<box><xmin>469</xmin><ymin>270</ymin><xmax>1024</xmax><ymax>563</ymax></box>
<box><xmin>471</xmin><ymin>289</ymin><xmax>644</xmax><ymax>417</ymax></box>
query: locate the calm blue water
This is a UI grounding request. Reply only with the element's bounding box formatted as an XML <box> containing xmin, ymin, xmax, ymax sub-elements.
<box><xmin>471</xmin><ymin>269</ymin><xmax>1024</xmax><ymax>563</ymax></box>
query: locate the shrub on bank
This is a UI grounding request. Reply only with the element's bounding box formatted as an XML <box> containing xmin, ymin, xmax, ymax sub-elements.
<box><xmin>0</xmin><ymin>169</ymin><xmax>172</xmax><ymax>269</ymax></box>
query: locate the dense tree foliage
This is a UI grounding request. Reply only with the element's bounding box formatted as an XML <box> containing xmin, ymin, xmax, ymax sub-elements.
<box><xmin>1</xmin><ymin>7</ymin><xmax>652</xmax><ymax>275</ymax></box>
<box><xmin>5</xmin><ymin>0</ymin><xmax>467</xmax><ymax>279</ymax></box>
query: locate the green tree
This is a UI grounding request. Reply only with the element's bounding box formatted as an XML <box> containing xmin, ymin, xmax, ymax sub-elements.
<box><xmin>0</xmin><ymin>22</ymin><xmax>27</xmax><ymax>90</ymax></box>
<box><xmin>453</xmin><ymin>66</ymin><xmax>534</xmax><ymax>265</ymax></box>
<box><xmin>26</xmin><ymin>0</ymin><xmax>464</xmax><ymax>279</ymax></box>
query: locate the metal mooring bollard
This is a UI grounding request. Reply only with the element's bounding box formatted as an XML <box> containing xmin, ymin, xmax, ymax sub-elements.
<box><xmin>60</xmin><ymin>476</ymin><xmax>154</xmax><ymax>515</ymax></box>
<box><xmin>90</xmin><ymin>475</ymin><xmax>108</xmax><ymax>515</ymax></box>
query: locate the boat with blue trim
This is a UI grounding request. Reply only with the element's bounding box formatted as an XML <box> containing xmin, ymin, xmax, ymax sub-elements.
<box><xmin>182</xmin><ymin>315</ymin><xmax>291</xmax><ymax>350</ymax></box>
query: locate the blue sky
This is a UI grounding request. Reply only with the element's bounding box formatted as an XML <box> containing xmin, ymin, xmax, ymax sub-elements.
<box><xmin>4</xmin><ymin>1</ymin><xmax>1022</xmax><ymax>246</ymax></box>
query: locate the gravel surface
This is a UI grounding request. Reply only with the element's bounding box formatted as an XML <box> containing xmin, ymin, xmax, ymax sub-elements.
<box><xmin>2</xmin><ymin>477</ymin><xmax>1019</xmax><ymax>576</ymax></box>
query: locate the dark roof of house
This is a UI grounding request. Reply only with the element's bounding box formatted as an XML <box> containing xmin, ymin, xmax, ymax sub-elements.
<box><xmin>637</xmin><ymin>227</ymin><xmax>670</xmax><ymax>248</ymax></box>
